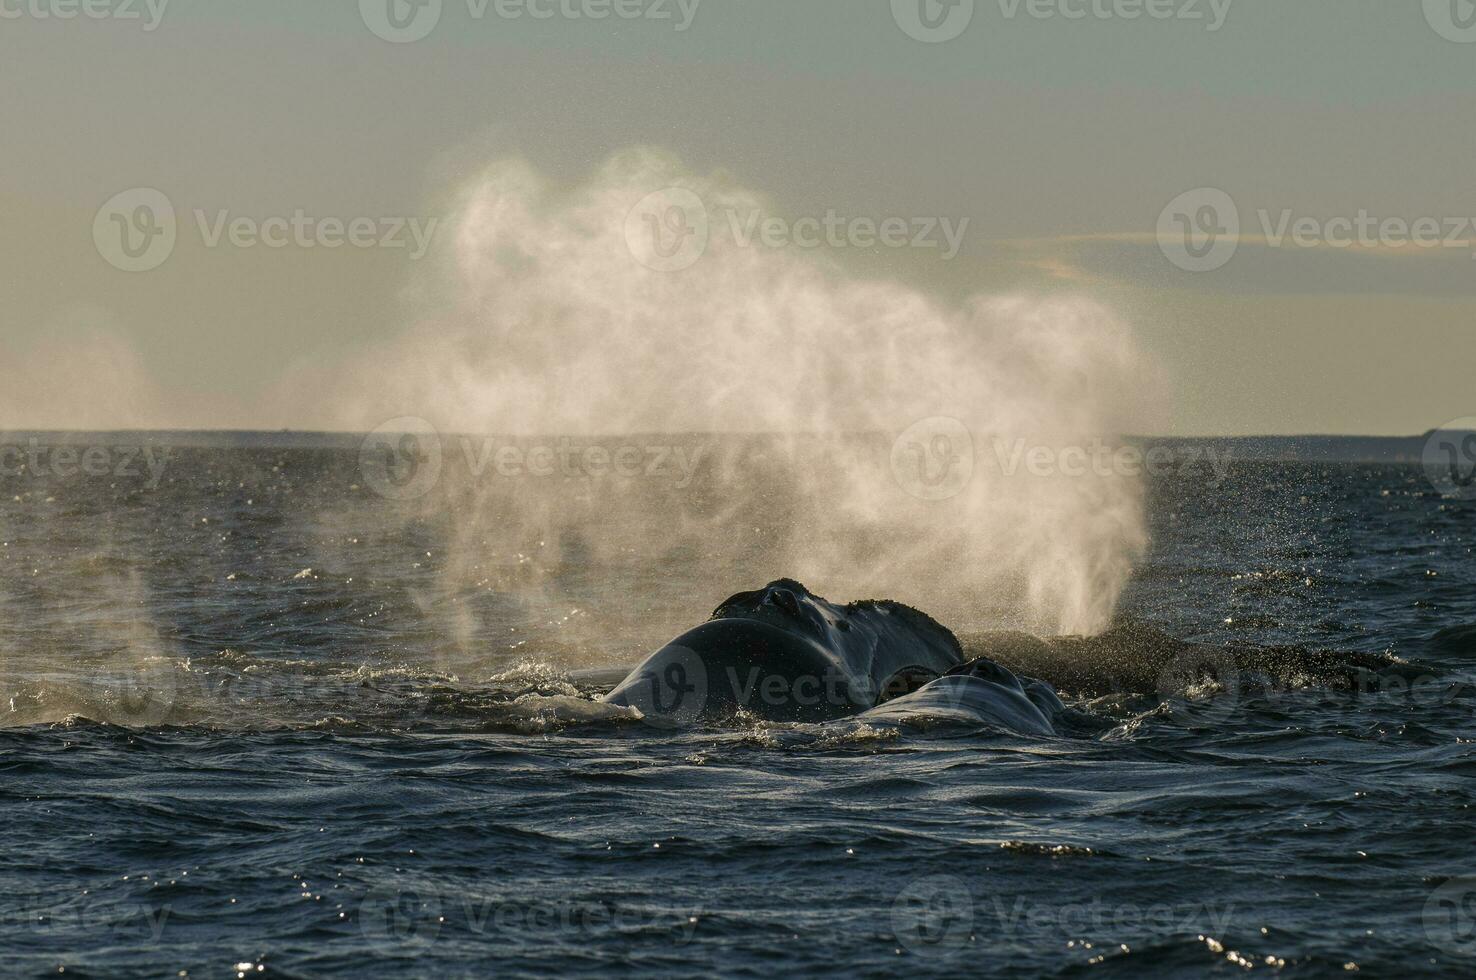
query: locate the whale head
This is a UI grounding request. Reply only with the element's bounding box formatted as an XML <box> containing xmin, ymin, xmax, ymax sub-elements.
<box><xmin>603</xmin><ymin>579</ymin><xmax>964</xmax><ymax>725</ymax></box>
<box><xmin>709</xmin><ymin>579</ymin><xmax>854</xmax><ymax>646</ymax></box>
<box><xmin>601</xmin><ymin>579</ymin><xmax>869</xmax><ymax>725</ymax></box>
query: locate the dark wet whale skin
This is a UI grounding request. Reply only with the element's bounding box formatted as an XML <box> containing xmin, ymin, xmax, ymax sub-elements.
<box><xmin>859</xmin><ymin>658</ymin><xmax>1067</xmax><ymax>735</ymax></box>
<box><xmin>602</xmin><ymin>579</ymin><xmax>965</xmax><ymax>723</ymax></box>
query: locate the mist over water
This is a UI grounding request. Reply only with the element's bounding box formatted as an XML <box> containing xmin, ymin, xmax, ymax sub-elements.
<box><xmin>0</xmin><ymin>146</ymin><xmax>1162</xmax><ymax>742</ymax></box>
<box><xmin>10</xmin><ymin>152</ymin><xmax>1476</xmax><ymax>980</ymax></box>
<box><xmin>309</xmin><ymin>148</ymin><xmax>1160</xmax><ymax>636</ymax></box>
<box><xmin>11</xmin><ymin>5</ymin><xmax>1476</xmax><ymax>972</ymax></box>
<box><xmin>0</xmin><ymin>307</ymin><xmax>169</xmax><ymax>432</ymax></box>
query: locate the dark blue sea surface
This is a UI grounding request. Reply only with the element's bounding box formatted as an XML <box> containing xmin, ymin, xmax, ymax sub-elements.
<box><xmin>2</xmin><ymin>442</ymin><xmax>1474</xmax><ymax>978</ymax></box>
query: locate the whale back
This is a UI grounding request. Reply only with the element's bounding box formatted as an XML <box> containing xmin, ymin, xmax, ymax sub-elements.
<box><xmin>604</xmin><ymin>580</ymin><xmax>966</xmax><ymax>723</ymax></box>
<box><xmin>845</xmin><ymin>598</ymin><xmax>964</xmax><ymax>662</ymax></box>
<box><xmin>710</xmin><ymin>581</ymin><xmax>964</xmax><ymax>686</ymax></box>
<box><xmin>839</xmin><ymin>597</ymin><xmax>965</xmax><ymax>698</ymax></box>
<box><xmin>859</xmin><ymin>674</ymin><xmax>1058</xmax><ymax>736</ymax></box>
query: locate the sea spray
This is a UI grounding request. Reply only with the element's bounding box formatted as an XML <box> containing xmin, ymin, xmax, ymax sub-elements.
<box><xmin>299</xmin><ymin>147</ymin><xmax>1162</xmax><ymax>643</ymax></box>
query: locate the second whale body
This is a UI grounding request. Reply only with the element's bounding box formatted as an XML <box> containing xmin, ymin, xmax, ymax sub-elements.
<box><xmin>602</xmin><ymin>579</ymin><xmax>1063</xmax><ymax>733</ymax></box>
<box><xmin>856</xmin><ymin>658</ymin><xmax>1065</xmax><ymax>735</ymax></box>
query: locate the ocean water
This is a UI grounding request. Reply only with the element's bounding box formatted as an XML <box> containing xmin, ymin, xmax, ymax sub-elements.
<box><xmin>2</xmin><ymin>439</ymin><xmax>1474</xmax><ymax>978</ymax></box>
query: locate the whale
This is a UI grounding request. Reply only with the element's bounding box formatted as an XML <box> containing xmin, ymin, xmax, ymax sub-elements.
<box><xmin>856</xmin><ymin>657</ymin><xmax>1065</xmax><ymax>735</ymax></box>
<box><xmin>591</xmin><ymin>587</ymin><xmax>1427</xmax><ymax>733</ymax></box>
<box><xmin>602</xmin><ymin>579</ymin><xmax>965</xmax><ymax>724</ymax></box>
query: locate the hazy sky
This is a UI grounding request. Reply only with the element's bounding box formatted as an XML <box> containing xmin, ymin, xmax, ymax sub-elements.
<box><xmin>3</xmin><ymin>0</ymin><xmax>1472</xmax><ymax>435</ymax></box>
